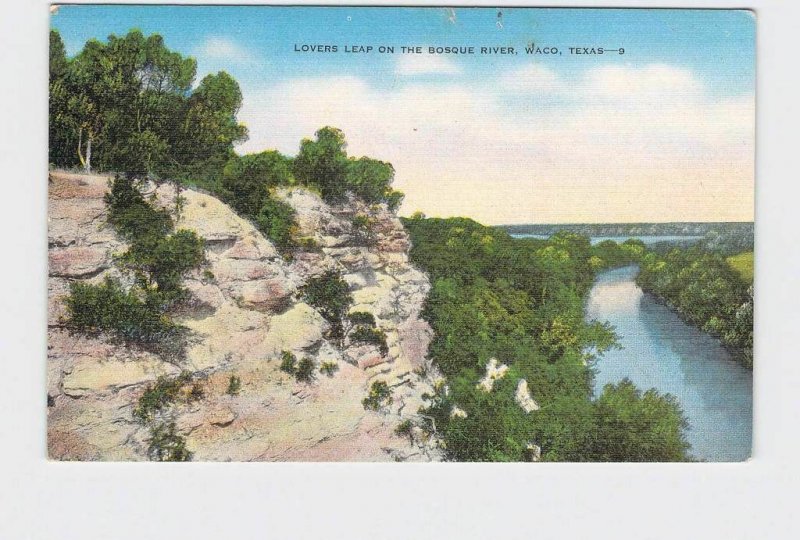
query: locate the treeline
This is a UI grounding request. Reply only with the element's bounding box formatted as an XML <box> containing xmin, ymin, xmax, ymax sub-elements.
<box><xmin>402</xmin><ymin>216</ymin><xmax>690</xmax><ymax>462</ymax></box>
<box><xmin>637</xmin><ymin>247</ymin><xmax>754</xmax><ymax>368</ymax></box>
<box><xmin>50</xmin><ymin>28</ymin><xmax>404</xmax><ymax>249</ymax></box>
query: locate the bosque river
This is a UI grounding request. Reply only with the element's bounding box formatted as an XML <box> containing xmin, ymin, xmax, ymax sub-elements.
<box><xmin>587</xmin><ymin>266</ymin><xmax>752</xmax><ymax>462</ymax></box>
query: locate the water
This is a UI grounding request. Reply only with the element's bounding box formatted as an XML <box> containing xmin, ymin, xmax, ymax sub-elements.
<box><xmin>586</xmin><ymin>266</ymin><xmax>752</xmax><ymax>462</ymax></box>
<box><xmin>510</xmin><ymin>233</ymin><xmax>704</xmax><ymax>245</ymax></box>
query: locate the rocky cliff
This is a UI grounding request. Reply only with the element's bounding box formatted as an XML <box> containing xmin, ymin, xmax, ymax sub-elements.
<box><xmin>47</xmin><ymin>172</ymin><xmax>441</xmax><ymax>461</ymax></box>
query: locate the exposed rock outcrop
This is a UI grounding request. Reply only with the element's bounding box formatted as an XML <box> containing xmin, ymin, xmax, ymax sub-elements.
<box><xmin>47</xmin><ymin>172</ymin><xmax>441</xmax><ymax>461</ymax></box>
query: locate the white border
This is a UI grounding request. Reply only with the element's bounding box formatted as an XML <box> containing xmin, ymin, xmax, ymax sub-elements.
<box><xmin>1</xmin><ymin>1</ymin><xmax>798</xmax><ymax>538</ymax></box>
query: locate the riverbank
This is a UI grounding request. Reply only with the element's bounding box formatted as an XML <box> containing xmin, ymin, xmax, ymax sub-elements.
<box><xmin>587</xmin><ymin>266</ymin><xmax>752</xmax><ymax>461</ymax></box>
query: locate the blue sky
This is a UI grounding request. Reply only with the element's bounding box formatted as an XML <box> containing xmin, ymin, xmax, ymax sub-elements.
<box><xmin>51</xmin><ymin>6</ymin><xmax>755</xmax><ymax>224</ymax></box>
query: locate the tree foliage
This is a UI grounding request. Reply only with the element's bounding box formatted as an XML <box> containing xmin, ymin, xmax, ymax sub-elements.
<box><xmin>404</xmin><ymin>216</ymin><xmax>690</xmax><ymax>461</ymax></box>
<box><xmin>637</xmin><ymin>247</ymin><xmax>753</xmax><ymax>368</ymax></box>
<box><xmin>48</xmin><ymin>29</ymin><xmax>247</xmax><ymax>183</ymax></box>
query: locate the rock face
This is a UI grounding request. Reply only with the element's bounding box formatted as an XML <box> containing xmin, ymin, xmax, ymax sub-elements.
<box><xmin>47</xmin><ymin>172</ymin><xmax>441</xmax><ymax>461</ymax></box>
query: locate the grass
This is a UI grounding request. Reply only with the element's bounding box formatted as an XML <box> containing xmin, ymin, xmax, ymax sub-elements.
<box><xmin>727</xmin><ymin>251</ymin><xmax>754</xmax><ymax>282</ymax></box>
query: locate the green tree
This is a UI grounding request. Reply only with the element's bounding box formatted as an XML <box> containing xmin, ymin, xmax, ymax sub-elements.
<box><xmin>222</xmin><ymin>150</ymin><xmax>293</xmax><ymax>216</ymax></box>
<box><xmin>591</xmin><ymin>379</ymin><xmax>690</xmax><ymax>462</ymax></box>
<box><xmin>293</xmin><ymin>127</ymin><xmax>350</xmax><ymax>202</ymax></box>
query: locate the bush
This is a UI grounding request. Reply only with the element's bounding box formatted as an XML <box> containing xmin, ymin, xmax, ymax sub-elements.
<box><xmin>394</xmin><ymin>419</ymin><xmax>415</xmax><ymax>444</ymax></box>
<box><xmin>255</xmin><ymin>196</ymin><xmax>297</xmax><ymax>251</ymax></box>
<box><xmin>104</xmin><ymin>175</ymin><xmax>172</xmax><ymax>241</ymax></box>
<box><xmin>64</xmin><ymin>277</ymin><xmax>180</xmax><ymax>345</ymax></box>
<box><xmin>221</xmin><ymin>150</ymin><xmax>294</xmax><ymax>217</ymax></box>
<box><xmin>146</xmin><ymin>421</ymin><xmax>192</xmax><ymax>462</ymax></box>
<box><xmin>348</xmin><ymin>311</ymin><xmax>376</xmax><ymax>328</ymax></box>
<box><xmin>226</xmin><ymin>374</ymin><xmax>241</xmax><ymax>395</ymax></box>
<box><xmin>296</xmin><ymin>357</ymin><xmax>316</xmax><ymax>383</ymax></box>
<box><xmin>122</xmin><ymin>228</ymin><xmax>205</xmax><ymax>295</ymax></box>
<box><xmin>301</xmin><ymin>270</ymin><xmax>353</xmax><ymax>342</ymax></box>
<box><xmin>350</xmin><ymin>326</ymin><xmax>389</xmax><ymax>356</ymax></box>
<box><xmin>320</xmin><ymin>361</ymin><xmax>339</xmax><ymax>377</ymax></box>
<box><xmin>132</xmin><ymin>371</ymin><xmax>194</xmax><ymax>424</ymax></box>
<box><xmin>279</xmin><ymin>350</ymin><xmax>297</xmax><ymax>375</ymax></box>
<box><xmin>362</xmin><ymin>380</ymin><xmax>393</xmax><ymax>411</ymax></box>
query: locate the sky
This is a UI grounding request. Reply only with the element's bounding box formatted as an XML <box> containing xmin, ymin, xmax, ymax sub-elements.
<box><xmin>51</xmin><ymin>6</ymin><xmax>755</xmax><ymax>224</ymax></box>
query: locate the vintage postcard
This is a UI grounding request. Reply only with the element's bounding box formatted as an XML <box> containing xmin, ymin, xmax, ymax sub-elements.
<box><xmin>47</xmin><ymin>6</ymin><xmax>754</xmax><ymax>462</ymax></box>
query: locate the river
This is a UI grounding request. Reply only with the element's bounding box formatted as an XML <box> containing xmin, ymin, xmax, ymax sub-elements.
<box><xmin>510</xmin><ymin>233</ymin><xmax>704</xmax><ymax>245</ymax></box>
<box><xmin>586</xmin><ymin>265</ymin><xmax>752</xmax><ymax>462</ymax></box>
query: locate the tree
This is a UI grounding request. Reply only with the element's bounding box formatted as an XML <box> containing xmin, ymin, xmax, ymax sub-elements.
<box><xmin>174</xmin><ymin>72</ymin><xmax>248</xmax><ymax>184</ymax></box>
<box><xmin>591</xmin><ymin>379</ymin><xmax>690</xmax><ymax>462</ymax></box>
<box><xmin>221</xmin><ymin>150</ymin><xmax>293</xmax><ymax>216</ymax></box>
<box><xmin>292</xmin><ymin>127</ymin><xmax>349</xmax><ymax>202</ymax></box>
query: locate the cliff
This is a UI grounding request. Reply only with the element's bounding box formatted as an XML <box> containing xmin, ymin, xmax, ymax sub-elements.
<box><xmin>47</xmin><ymin>171</ymin><xmax>441</xmax><ymax>461</ymax></box>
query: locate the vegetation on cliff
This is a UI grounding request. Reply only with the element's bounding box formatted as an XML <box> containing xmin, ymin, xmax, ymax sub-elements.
<box><xmin>403</xmin><ymin>216</ymin><xmax>690</xmax><ymax>461</ymax></box>
<box><xmin>65</xmin><ymin>175</ymin><xmax>204</xmax><ymax>358</ymax></box>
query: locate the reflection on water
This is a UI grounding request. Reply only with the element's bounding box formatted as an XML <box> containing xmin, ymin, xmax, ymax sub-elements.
<box><xmin>587</xmin><ymin>266</ymin><xmax>752</xmax><ymax>462</ymax></box>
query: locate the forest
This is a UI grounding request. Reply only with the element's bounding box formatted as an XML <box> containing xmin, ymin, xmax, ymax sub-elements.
<box><xmin>403</xmin><ymin>217</ymin><xmax>690</xmax><ymax>461</ymax></box>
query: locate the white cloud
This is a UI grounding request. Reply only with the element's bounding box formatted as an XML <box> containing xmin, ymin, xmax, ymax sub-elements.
<box><xmin>395</xmin><ymin>55</ymin><xmax>462</xmax><ymax>76</ymax></box>
<box><xmin>237</xmin><ymin>63</ymin><xmax>753</xmax><ymax>224</ymax></box>
<box><xmin>500</xmin><ymin>64</ymin><xmax>563</xmax><ymax>92</ymax></box>
<box><xmin>196</xmin><ymin>36</ymin><xmax>254</xmax><ymax>64</ymax></box>
<box><xmin>583</xmin><ymin>64</ymin><xmax>704</xmax><ymax>105</ymax></box>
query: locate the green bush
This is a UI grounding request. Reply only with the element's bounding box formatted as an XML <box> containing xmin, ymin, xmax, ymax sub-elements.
<box><xmin>320</xmin><ymin>361</ymin><xmax>339</xmax><ymax>377</ymax></box>
<box><xmin>590</xmin><ymin>379</ymin><xmax>690</xmax><ymax>462</ymax></box>
<box><xmin>350</xmin><ymin>326</ymin><xmax>389</xmax><ymax>356</ymax></box>
<box><xmin>104</xmin><ymin>175</ymin><xmax>173</xmax><ymax>241</ymax></box>
<box><xmin>301</xmin><ymin>270</ymin><xmax>353</xmax><ymax>342</ymax></box>
<box><xmin>256</xmin><ymin>196</ymin><xmax>297</xmax><ymax>251</ymax></box>
<box><xmin>394</xmin><ymin>419</ymin><xmax>415</xmax><ymax>444</ymax></box>
<box><xmin>122</xmin><ymin>228</ymin><xmax>205</xmax><ymax>295</ymax></box>
<box><xmin>295</xmin><ymin>357</ymin><xmax>316</xmax><ymax>383</ymax></box>
<box><xmin>221</xmin><ymin>150</ymin><xmax>294</xmax><ymax>216</ymax></box>
<box><xmin>226</xmin><ymin>374</ymin><xmax>242</xmax><ymax>395</ymax></box>
<box><xmin>132</xmin><ymin>371</ymin><xmax>194</xmax><ymax>424</ymax></box>
<box><xmin>362</xmin><ymin>380</ymin><xmax>393</xmax><ymax>411</ymax></box>
<box><xmin>279</xmin><ymin>350</ymin><xmax>297</xmax><ymax>375</ymax></box>
<box><xmin>64</xmin><ymin>277</ymin><xmax>180</xmax><ymax>345</ymax></box>
<box><xmin>146</xmin><ymin>421</ymin><xmax>192</xmax><ymax>462</ymax></box>
<box><xmin>348</xmin><ymin>311</ymin><xmax>376</xmax><ymax>327</ymax></box>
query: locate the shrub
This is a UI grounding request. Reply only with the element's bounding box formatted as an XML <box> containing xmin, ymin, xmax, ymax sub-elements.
<box><xmin>394</xmin><ymin>419</ymin><xmax>415</xmax><ymax>444</ymax></box>
<box><xmin>256</xmin><ymin>196</ymin><xmax>297</xmax><ymax>251</ymax></box>
<box><xmin>64</xmin><ymin>277</ymin><xmax>180</xmax><ymax>345</ymax></box>
<box><xmin>295</xmin><ymin>357</ymin><xmax>316</xmax><ymax>383</ymax></box>
<box><xmin>221</xmin><ymin>150</ymin><xmax>294</xmax><ymax>217</ymax></box>
<box><xmin>350</xmin><ymin>326</ymin><xmax>389</xmax><ymax>356</ymax></box>
<box><xmin>320</xmin><ymin>361</ymin><xmax>339</xmax><ymax>377</ymax></box>
<box><xmin>279</xmin><ymin>350</ymin><xmax>297</xmax><ymax>375</ymax></box>
<box><xmin>348</xmin><ymin>311</ymin><xmax>376</xmax><ymax>328</ymax></box>
<box><xmin>122</xmin><ymin>228</ymin><xmax>205</xmax><ymax>295</ymax></box>
<box><xmin>104</xmin><ymin>175</ymin><xmax>172</xmax><ymax>241</ymax></box>
<box><xmin>146</xmin><ymin>421</ymin><xmax>192</xmax><ymax>462</ymax></box>
<box><xmin>362</xmin><ymin>380</ymin><xmax>393</xmax><ymax>411</ymax></box>
<box><xmin>132</xmin><ymin>371</ymin><xmax>194</xmax><ymax>424</ymax></box>
<box><xmin>301</xmin><ymin>270</ymin><xmax>353</xmax><ymax>342</ymax></box>
<box><xmin>226</xmin><ymin>374</ymin><xmax>241</xmax><ymax>395</ymax></box>
<box><xmin>293</xmin><ymin>127</ymin><xmax>350</xmax><ymax>203</ymax></box>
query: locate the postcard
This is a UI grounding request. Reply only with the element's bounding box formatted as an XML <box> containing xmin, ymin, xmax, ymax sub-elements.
<box><xmin>47</xmin><ymin>5</ymin><xmax>754</xmax><ymax>462</ymax></box>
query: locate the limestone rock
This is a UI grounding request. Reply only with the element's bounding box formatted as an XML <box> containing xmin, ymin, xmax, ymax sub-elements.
<box><xmin>515</xmin><ymin>379</ymin><xmax>540</xmax><ymax>413</ymax></box>
<box><xmin>477</xmin><ymin>358</ymin><xmax>509</xmax><ymax>393</ymax></box>
<box><xmin>47</xmin><ymin>172</ymin><xmax>442</xmax><ymax>461</ymax></box>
